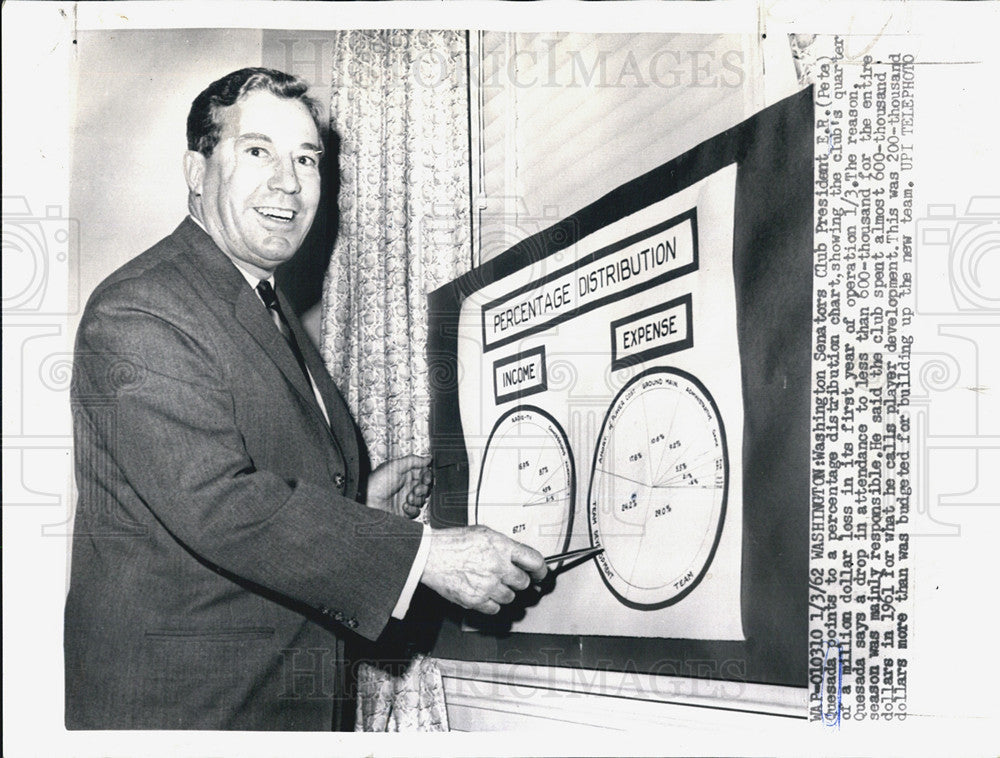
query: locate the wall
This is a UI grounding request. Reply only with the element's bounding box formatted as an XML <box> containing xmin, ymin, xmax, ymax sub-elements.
<box><xmin>70</xmin><ymin>28</ymin><xmax>264</xmax><ymax>338</ymax></box>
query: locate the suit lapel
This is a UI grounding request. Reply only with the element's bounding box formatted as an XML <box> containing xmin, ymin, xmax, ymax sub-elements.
<box><xmin>173</xmin><ymin>218</ymin><xmax>319</xmax><ymax>412</ymax></box>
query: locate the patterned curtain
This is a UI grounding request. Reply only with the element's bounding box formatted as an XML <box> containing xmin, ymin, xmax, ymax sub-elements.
<box><xmin>320</xmin><ymin>29</ymin><xmax>471</xmax><ymax>732</ymax></box>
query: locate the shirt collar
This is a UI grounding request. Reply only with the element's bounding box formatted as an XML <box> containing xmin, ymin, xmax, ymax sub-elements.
<box><xmin>187</xmin><ymin>215</ymin><xmax>274</xmax><ymax>289</ymax></box>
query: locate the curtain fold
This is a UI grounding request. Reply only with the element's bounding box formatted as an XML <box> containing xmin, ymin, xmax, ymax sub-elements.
<box><xmin>323</xmin><ymin>28</ymin><xmax>471</xmax><ymax>463</ymax></box>
<box><xmin>320</xmin><ymin>28</ymin><xmax>471</xmax><ymax>732</ymax></box>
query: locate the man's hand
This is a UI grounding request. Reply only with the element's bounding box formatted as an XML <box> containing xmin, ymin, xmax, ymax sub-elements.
<box><xmin>420</xmin><ymin>526</ymin><xmax>548</xmax><ymax>614</ymax></box>
<box><xmin>366</xmin><ymin>454</ymin><xmax>433</xmax><ymax>518</ymax></box>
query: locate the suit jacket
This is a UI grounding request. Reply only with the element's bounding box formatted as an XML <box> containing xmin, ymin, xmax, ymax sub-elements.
<box><xmin>65</xmin><ymin>218</ymin><xmax>423</xmax><ymax>730</ymax></box>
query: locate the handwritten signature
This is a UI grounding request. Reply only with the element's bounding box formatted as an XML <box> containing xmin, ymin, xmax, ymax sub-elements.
<box><xmin>822</xmin><ymin>641</ymin><xmax>843</xmax><ymax>728</ymax></box>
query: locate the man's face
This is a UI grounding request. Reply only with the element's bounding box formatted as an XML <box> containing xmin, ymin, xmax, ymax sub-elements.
<box><xmin>192</xmin><ymin>90</ymin><xmax>322</xmax><ymax>277</ymax></box>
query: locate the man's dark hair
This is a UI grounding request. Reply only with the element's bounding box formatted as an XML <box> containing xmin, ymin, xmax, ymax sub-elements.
<box><xmin>186</xmin><ymin>67</ymin><xmax>325</xmax><ymax>156</ymax></box>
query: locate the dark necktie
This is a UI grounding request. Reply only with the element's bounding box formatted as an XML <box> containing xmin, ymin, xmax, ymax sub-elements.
<box><xmin>256</xmin><ymin>280</ymin><xmax>311</xmax><ymax>387</ymax></box>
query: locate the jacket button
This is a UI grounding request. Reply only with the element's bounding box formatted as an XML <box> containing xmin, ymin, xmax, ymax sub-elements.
<box><xmin>333</xmin><ymin>473</ymin><xmax>345</xmax><ymax>491</ymax></box>
<box><xmin>347</xmin><ymin>618</ymin><xmax>358</xmax><ymax>629</ymax></box>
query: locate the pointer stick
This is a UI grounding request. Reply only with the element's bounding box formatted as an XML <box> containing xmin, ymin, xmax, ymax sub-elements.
<box><xmin>544</xmin><ymin>546</ymin><xmax>604</xmax><ymax>564</ymax></box>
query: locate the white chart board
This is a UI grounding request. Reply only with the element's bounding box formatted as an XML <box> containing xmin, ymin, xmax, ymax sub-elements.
<box><xmin>457</xmin><ymin>164</ymin><xmax>745</xmax><ymax>639</ymax></box>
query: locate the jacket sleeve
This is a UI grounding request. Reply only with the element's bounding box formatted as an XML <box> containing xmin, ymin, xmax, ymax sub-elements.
<box><xmin>72</xmin><ymin>276</ymin><xmax>423</xmax><ymax>641</ymax></box>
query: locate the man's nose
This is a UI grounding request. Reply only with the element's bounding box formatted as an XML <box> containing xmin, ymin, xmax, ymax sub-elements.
<box><xmin>267</xmin><ymin>157</ymin><xmax>301</xmax><ymax>194</ymax></box>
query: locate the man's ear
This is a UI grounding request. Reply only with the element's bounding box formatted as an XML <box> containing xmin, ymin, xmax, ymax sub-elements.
<box><xmin>183</xmin><ymin>150</ymin><xmax>206</xmax><ymax>196</ymax></box>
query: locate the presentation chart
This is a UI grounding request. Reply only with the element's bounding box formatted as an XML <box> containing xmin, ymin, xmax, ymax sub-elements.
<box><xmin>457</xmin><ymin>164</ymin><xmax>745</xmax><ymax>638</ymax></box>
<box><xmin>475</xmin><ymin>406</ymin><xmax>575</xmax><ymax>560</ymax></box>
<box><xmin>588</xmin><ymin>367</ymin><xmax>728</xmax><ymax>610</ymax></box>
<box><xmin>430</xmin><ymin>87</ymin><xmax>813</xmax><ymax>680</ymax></box>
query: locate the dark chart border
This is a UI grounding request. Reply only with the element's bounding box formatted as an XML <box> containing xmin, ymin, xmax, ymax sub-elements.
<box><xmin>426</xmin><ymin>86</ymin><xmax>813</xmax><ymax>687</ymax></box>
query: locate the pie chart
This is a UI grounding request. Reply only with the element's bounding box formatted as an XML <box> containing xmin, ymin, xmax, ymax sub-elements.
<box><xmin>587</xmin><ymin>367</ymin><xmax>728</xmax><ymax>609</ymax></box>
<box><xmin>475</xmin><ymin>406</ymin><xmax>575</xmax><ymax>558</ymax></box>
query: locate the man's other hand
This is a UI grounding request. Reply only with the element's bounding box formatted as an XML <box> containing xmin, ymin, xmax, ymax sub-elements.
<box><xmin>366</xmin><ymin>454</ymin><xmax>433</xmax><ymax>518</ymax></box>
<box><xmin>420</xmin><ymin>526</ymin><xmax>548</xmax><ymax>614</ymax></box>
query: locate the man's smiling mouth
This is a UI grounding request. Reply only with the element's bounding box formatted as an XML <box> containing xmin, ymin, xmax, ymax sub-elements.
<box><xmin>255</xmin><ymin>206</ymin><xmax>296</xmax><ymax>222</ymax></box>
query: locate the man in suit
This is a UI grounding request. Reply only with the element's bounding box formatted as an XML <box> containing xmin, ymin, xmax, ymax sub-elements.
<box><xmin>65</xmin><ymin>67</ymin><xmax>546</xmax><ymax>730</ymax></box>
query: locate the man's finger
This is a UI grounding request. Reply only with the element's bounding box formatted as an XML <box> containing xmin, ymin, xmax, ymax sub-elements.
<box><xmin>380</xmin><ymin>454</ymin><xmax>431</xmax><ymax>488</ymax></box>
<box><xmin>393</xmin><ymin>454</ymin><xmax>432</xmax><ymax>474</ymax></box>
<box><xmin>510</xmin><ymin>543</ymin><xmax>547</xmax><ymax>582</ymax></box>
<box><xmin>490</xmin><ymin>584</ymin><xmax>516</xmax><ymax>605</ymax></box>
<box><xmin>475</xmin><ymin>599</ymin><xmax>501</xmax><ymax>615</ymax></box>
<box><xmin>501</xmin><ymin>567</ymin><xmax>531</xmax><ymax>591</ymax></box>
<box><xmin>375</xmin><ymin>455</ymin><xmax>432</xmax><ymax>501</ymax></box>
<box><xmin>404</xmin><ymin>485</ymin><xmax>430</xmax><ymax>506</ymax></box>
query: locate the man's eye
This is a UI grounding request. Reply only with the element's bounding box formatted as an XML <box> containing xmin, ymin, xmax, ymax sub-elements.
<box><xmin>246</xmin><ymin>146</ymin><xmax>271</xmax><ymax>159</ymax></box>
<box><xmin>296</xmin><ymin>154</ymin><xmax>318</xmax><ymax>168</ymax></box>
